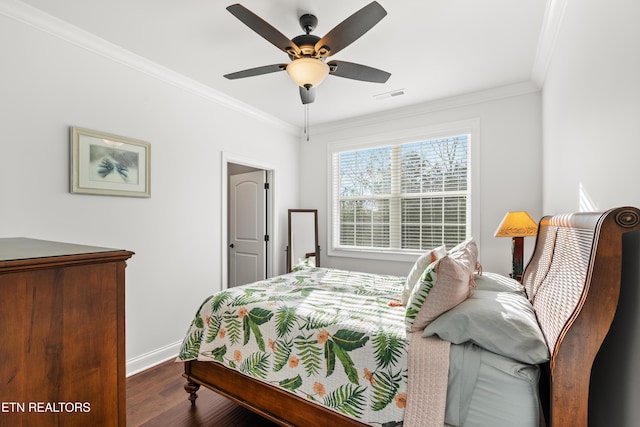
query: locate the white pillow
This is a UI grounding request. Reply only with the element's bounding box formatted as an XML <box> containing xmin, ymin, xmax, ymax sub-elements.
<box><xmin>401</xmin><ymin>245</ymin><xmax>447</xmax><ymax>305</ymax></box>
<box><xmin>474</xmin><ymin>271</ymin><xmax>524</xmax><ymax>293</ymax></box>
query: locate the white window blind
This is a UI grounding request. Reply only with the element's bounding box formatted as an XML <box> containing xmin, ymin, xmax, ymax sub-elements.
<box><xmin>331</xmin><ymin>135</ymin><xmax>469</xmax><ymax>255</ymax></box>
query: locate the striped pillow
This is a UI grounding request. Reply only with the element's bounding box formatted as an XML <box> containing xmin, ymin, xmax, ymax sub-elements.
<box><xmin>405</xmin><ymin>239</ymin><xmax>478</xmax><ymax>331</ymax></box>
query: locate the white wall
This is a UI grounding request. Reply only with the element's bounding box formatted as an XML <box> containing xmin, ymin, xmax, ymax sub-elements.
<box><xmin>540</xmin><ymin>0</ymin><xmax>640</xmax><ymax>425</ymax></box>
<box><xmin>299</xmin><ymin>87</ymin><xmax>543</xmax><ymax>277</ymax></box>
<box><xmin>541</xmin><ymin>0</ymin><xmax>640</xmax><ymax>213</ymax></box>
<box><xmin>0</xmin><ymin>11</ymin><xmax>300</xmax><ymax>374</ymax></box>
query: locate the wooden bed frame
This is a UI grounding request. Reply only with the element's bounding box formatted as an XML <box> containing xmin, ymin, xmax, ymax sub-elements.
<box><xmin>182</xmin><ymin>206</ymin><xmax>640</xmax><ymax>427</ymax></box>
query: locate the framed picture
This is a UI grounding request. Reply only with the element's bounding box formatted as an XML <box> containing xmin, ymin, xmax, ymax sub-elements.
<box><xmin>70</xmin><ymin>127</ymin><xmax>151</xmax><ymax>197</ymax></box>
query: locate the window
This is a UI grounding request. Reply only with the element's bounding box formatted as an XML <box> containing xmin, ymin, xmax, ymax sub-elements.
<box><xmin>330</xmin><ymin>133</ymin><xmax>471</xmax><ymax>259</ymax></box>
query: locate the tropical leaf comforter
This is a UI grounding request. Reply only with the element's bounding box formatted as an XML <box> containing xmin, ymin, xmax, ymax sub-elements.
<box><xmin>178</xmin><ymin>266</ymin><xmax>410</xmax><ymax>426</ymax></box>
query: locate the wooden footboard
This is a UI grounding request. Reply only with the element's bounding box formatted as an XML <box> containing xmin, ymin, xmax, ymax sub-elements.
<box><xmin>183</xmin><ymin>359</ymin><xmax>366</xmax><ymax>427</ymax></box>
<box><xmin>183</xmin><ymin>206</ymin><xmax>640</xmax><ymax>427</ymax></box>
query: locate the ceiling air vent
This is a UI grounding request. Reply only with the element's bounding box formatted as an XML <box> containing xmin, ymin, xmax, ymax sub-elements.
<box><xmin>374</xmin><ymin>89</ymin><xmax>405</xmax><ymax>100</ymax></box>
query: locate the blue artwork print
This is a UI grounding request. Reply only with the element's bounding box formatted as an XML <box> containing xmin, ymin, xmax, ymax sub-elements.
<box><xmin>89</xmin><ymin>144</ymin><xmax>139</xmax><ymax>184</ymax></box>
<box><xmin>98</xmin><ymin>158</ymin><xmax>115</xmax><ymax>177</ymax></box>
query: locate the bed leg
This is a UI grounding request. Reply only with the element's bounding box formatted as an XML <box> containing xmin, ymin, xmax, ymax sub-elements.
<box><xmin>184</xmin><ymin>380</ymin><xmax>200</xmax><ymax>406</ymax></box>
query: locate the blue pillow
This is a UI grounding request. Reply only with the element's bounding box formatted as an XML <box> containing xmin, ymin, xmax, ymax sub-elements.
<box><xmin>422</xmin><ymin>289</ymin><xmax>549</xmax><ymax>364</ymax></box>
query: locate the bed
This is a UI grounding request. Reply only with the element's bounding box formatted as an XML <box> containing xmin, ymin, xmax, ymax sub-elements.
<box><xmin>178</xmin><ymin>206</ymin><xmax>640</xmax><ymax>426</ymax></box>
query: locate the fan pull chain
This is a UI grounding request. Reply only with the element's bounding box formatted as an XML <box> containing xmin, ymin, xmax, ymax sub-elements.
<box><xmin>304</xmin><ymin>104</ymin><xmax>310</xmax><ymax>142</ymax></box>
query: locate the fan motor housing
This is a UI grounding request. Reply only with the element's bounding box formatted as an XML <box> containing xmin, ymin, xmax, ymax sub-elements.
<box><xmin>291</xmin><ymin>34</ymin><xmax>321</xmax><ymax>57</ymax></box>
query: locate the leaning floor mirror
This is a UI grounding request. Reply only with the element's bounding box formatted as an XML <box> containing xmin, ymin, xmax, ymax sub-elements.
<box><xmin>287</xmin><ymin>209</ymin><xmax>319</xmax><ymax>272</ymax></box>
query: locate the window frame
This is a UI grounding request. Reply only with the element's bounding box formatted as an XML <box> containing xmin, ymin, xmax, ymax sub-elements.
<box><xmin>326</xmin><ymin>119</ymin><xmax>480</xmax><ymax>263</ymax></box>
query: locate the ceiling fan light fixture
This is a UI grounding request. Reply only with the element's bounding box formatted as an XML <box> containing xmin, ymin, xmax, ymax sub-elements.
<box><xmin>286</xmin><ymin>58</ymin><xmax>329</xmax><ymax>88</ymax></box>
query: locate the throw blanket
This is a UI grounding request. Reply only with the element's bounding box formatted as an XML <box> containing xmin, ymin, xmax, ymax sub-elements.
<box><xmin>404</xmin><ymin>333</ymin><xmax>450</xmax><ymax>427</ymax></box>
<box><xmin>178</xmin><ymin>266</ymin><xmax>449</xmax><ymax>426</ymax></box>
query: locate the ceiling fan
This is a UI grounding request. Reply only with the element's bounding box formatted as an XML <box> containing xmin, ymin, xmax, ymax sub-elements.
<box><xmin>223</xmin><ymin>2</ymin><xmax>391</xmax><ymax>105</ymax></box>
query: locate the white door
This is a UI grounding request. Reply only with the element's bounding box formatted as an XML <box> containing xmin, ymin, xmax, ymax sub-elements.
<box><xmin>229</xmin><ymin>170</ymin><xmax>267</xmax><ymax>287</ymax></box>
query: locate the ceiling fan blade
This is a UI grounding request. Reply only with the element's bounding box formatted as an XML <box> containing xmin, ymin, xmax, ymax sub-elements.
<box><xmin>224</xmin><ymin>64</ymin><xmax>286</xmax><ymax>80</ymax></box>
<box><xmin>299</xmin><ymin>86</ymin><xmax>316</xmax><ymax>104</ymax></box>
<box><xmin>314</xmin><ymin>1</ymin><xmax>386</xmax><ymax>57</ymax></box>
<box><xmin>227</xmin><ymin>4</ymin><xmax>301</xmax><ymax>57</ymax></box>
<box><xmin>328</xmin><ymin>60</ymin><xmax>390</xmax><ymax>83</ymax></box>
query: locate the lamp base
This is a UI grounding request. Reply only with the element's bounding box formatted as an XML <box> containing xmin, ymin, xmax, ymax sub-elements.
<box><xmin>511</xmin><ymin>236</ymin><xmax>524</xmax><ymax>282</ymax></box>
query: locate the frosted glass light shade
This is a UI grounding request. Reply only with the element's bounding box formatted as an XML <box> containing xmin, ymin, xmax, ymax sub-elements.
<box><xmin>286</xmin><ymin>58</ymin><xmax>329</xmax><ymax>88</ymax></box>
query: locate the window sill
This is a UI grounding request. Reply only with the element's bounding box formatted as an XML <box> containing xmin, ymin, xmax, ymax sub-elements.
<box><xmin>327</xmin><ymin>247</ymin><xmax>424</xmax><ymax>263</ymax></box>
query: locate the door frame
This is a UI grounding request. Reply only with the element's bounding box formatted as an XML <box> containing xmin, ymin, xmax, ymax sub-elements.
<box><xmin>221</xmin><ymin>152</ymin><xmax>276</xmax><ymax>289</ymax></box>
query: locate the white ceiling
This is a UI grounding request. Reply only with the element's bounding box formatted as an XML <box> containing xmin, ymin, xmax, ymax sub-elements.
<box><xmin>18</xmin><ymin>0</ymin><xmax>548</xmax><ymax>127</ymax></box>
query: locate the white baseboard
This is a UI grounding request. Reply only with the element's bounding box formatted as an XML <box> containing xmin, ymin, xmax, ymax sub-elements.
<box><xmin>126</xmin><ymin>340</ymin><xmax>182</xmax><ymax>377</ymax></box>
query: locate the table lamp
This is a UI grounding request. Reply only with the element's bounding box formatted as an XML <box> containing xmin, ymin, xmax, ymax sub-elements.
<box><xmin>494</xmin><ymin>211</ymin><xmax>538</xmax><ymax>281</ymax></box>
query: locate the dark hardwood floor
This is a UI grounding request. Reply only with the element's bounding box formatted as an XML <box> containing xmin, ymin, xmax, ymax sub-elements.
<box><xmin>126</xmin><ymin>360</ymin><xmax>280</xmax><ymax>426</ymax></box>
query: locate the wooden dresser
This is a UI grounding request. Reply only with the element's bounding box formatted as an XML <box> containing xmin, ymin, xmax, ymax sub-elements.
<box><xmin>0</xmin><ymin>238</ymin><xmax>133</xmax><ymax>426</ymax></box>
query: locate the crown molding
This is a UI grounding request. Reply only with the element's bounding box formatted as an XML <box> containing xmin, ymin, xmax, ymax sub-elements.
<box><xmin>313</xmin><ymin>80</ymin><xmax>540</xmax><ymax>136</ymax></box>
<box><xmin>0</xmin><ymin>0</ymin><xmax>298</xmax><ymax>136</ymax></box>
<box><xmin>531</xmin><ymin>0</ymin><xmax>569</xmax><ymax>87</ymax></box>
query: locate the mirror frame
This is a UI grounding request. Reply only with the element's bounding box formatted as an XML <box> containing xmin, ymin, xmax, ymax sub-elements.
<box><xmin>287</xmin><ymin>209</ymin><xmax>319</xmax><ymax>272</ymax></box>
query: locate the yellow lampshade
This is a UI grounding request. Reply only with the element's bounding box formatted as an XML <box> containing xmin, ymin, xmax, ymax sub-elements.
<box><xmin>286</xmin><ymin>58</ymin><xmax>329</xmax><ymax>88</ymax></box>
<box><xmin>494</xmin><ymin>211</ymin><xmax>538</xmax><ymax>237</ymax></box>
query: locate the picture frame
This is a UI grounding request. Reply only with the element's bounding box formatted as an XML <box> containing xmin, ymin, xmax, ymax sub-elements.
<box><xmin>70</xmin><ymin>127</ymin><xmax>151</xmax><ymax>197</ymax></box>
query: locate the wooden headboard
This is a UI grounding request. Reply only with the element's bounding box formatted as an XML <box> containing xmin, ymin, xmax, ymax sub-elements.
<box><xmin>522</xmin><ymin>206</ymin><xmax>640</xmax><ymax>426</ymax></box>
